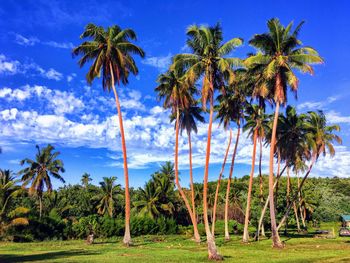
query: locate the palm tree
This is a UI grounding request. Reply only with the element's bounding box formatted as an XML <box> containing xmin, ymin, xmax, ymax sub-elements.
<box><xmin>216</xmin><ymin>83</ymin><xmax>246</xmax><ymax>241</ymax></box>
<box><xmin>134</xmin><ymin>172</ymin><xmax>175</xmax><ymax>219</ymax></box>
<box><xmin>242</xmin><ymin>104</ymin><xmax>268</xmax><ymax>242</ymax></box>
<box><xmin>155</xmin><ymin>68</ymin><xmax>201</xmax><ymax>242</ymax></box>
<box><xmin>81</xmin><ymin>173</ymin><xmax>92</xmax><ymax>188</ymax></box>
<box><xmin>94</xmin><ymin>177</ymin><xmax>121</xmax><ymax>217</ymax></box>
<box><xmin>277</xmin><ymin>110</ymin><xmax>341</xmax><ymax>230</ymax></box>
<box><xmin>0</xmin><ymin>170</ymin><xmax>21</xmax><ymax>219</ymax></box>
<box><xmin>19</xmin><ymin>144</ymin><xmax>65</xmax><ymax>219</ymax></box>
<box><xmin>176</xmin><ymin>103</ymin><xmax>205</xmax><ymax>240</ymax></box>
<box><xmin>73</xmin><ymin>23</ymin><xmax>145</xmax><ymax>246</ymax></box>
<box><xmin>173</xmin><ymin>23</ymin><xmax>242</xmax><ymax>259</ymax></box>
<box><xmin>245</xmin><ymin>18</ymin><xmax>323</xmax><ymax>247</ymax></box>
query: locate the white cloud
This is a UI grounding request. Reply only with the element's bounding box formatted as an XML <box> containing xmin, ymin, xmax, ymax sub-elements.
<box><xmin>297</xmin><ymin>95</ymin><xmax>339</xmax><ymax>111</ymax></box>
<box><xmin>14</xmin><ymin>34</ymin><xmax>39</xmax><ymax>46</ymax></box>
<box><xmin>13</xmin><ymin>33</ymin><xmax>74</xmax><ymax>49</ymax></box>
<box><xmin>141</xmin><ymin>53</ymin><xmax>172</xmax><ymax>71</ymax></box>
<box><xmin>0</xmin><ymin>54</ymin><xmax>20</xmax><ymax>74</ymax></box>
<box><xmin>42</xmin><ymin>41</ymin><xmax>74</xmax><ymax>49</ymax></box>
<box><xmin>326</xmin><ymin>111</ymin><xmax>350</xmax><ymax>124</ymax></box>
<box><xmin>0</xmin><ymin>85</ymin><xmax>84</xmax><ymax>115</ymax></box>
<box><xmin>0</xmin><ymin>54</ymin><xmax>63</xmax><ymax>81</ymax></box>
<box><xmin>67</xmin><ymin>73</ymin><xmax>77</xmax><ymax>82</ymax></box>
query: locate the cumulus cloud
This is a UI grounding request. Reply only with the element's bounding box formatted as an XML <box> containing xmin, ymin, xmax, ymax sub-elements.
<box><xmin>141</xmin><ymin>53</ymin><xmax>172</xmax><ymax>72</ymax></box>
<box><xmin>0</xmin><ymin>54</ymin><xmax>20</xmax><ymax>74</ymax></box>
<box><xmin>0</xmin><ymin>54</ymin><xmax>63</xmax><ymax>81</ymax></box>
<box><xmin>0</xmin><ymin>85</ymin><xmax>84</xmax><ymax>115</ymax></box>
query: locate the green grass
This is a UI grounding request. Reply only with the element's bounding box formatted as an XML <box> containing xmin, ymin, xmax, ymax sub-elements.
<box><xmin>1</xmin><ymin>232</ymin><xmax>350</xmax><ymax>263</ymax></box>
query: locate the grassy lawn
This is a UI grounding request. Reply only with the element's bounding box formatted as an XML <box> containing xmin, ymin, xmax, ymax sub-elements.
<box><xmin>1</xmin><ymin>231</ymin><xmax>350</xmax><ymax>263</ymax></box>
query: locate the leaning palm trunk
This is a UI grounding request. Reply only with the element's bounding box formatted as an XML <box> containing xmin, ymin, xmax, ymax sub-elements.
<box><xmin>110</xmin><ymin>64</ymin><xmax>132</xmax><ymax>246</ymax></box>
<box><xmin>224</xmin><ymin>124</ymin><xmax>241</xmax><ymax>240</ymax></box>
<box><xmin>175</xmin><ymin>108</ymin><xmax>200</xmax><ymax>243</ymax></box>
<box><xmin>211</xmin><ymin>129</ymin><xmax>232</xmax><ymax>236</ymax></box>
<box><xmin>277</xmin><ymin>156</ymin><xmax>316</xmax><ymax>231</ymax></box>
<box><xmin>293</xmin><ymin>201</ymin><xmax>301</xmax><ymax>232</ymax></box>
<box><xmin>203</xmin><ymin>97</ymin><xmax>222</xmax><ymax>260</ymax></box>
<box><xmin>187</xmin><ymin>130</ymin><xmax>201</xmax><ymax>243</ymax></box>
<box><xmin>257</xmin><ymin>165</ymin><xmax>287</xmax><ymax>241</ymax></box>
<box><xmin>297</xmin><ymin>173</ymin><xmax>306</xmax><ymax>229</ymax></box>
<box><xmin>268</xmin><ymin>101</ymin><xmax>283</xmax><ymax>248</ymax></box>
<box><xmin>243</xmin><ymin>129</ymin><xmax>258</xmax><ymax>242</ymax></box>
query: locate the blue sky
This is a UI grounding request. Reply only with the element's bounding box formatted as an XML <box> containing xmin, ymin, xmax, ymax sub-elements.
<box><xmin>0</xmin><ymin>0</ymin><xmax>350</xmax><ymax>188</ymax></box>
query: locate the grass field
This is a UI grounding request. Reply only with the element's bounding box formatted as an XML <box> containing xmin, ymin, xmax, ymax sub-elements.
<box><xmin>1</xmin><ymin>230</ymin><xmax>350</xmax><ymax>263</ymax></box>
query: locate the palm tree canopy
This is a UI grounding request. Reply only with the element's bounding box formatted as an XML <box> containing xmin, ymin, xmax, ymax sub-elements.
<box><xmin>93</xmin><ymin>176</ymin><xmax>122</xmax><ymax>217</ymax></box>
<box><xmin>245</xmin><ymin>18</ymin><xmax>323</xmax><ymax>104</ymax></box>
<box><xmin>0</xmin><ymin>170</ymin><xmax>21</xmax><ymax>215</ymax></box>
<box><xmin>304</xmin><ymin>110</ymin><xmax>342</xmax><ymax>159</ymax></box>
<box><xmin>243</xmin><ymin>104</ymin><xmax>270</xmax><ymax>141</ymax></box>
<box><xmin>19</xmin><ymin>144</ymin><xmax>65</xmax><ymax>197</ymax></box>
<box><xmin>172</xmin><ymin>23</ymin><xmax>243</xmax><ymax>108</ymax></box>
<box><xmin>155</xmin><ymin>68</ymin><xmax>196</xmax><ymax>114</ymax></box>
<box><xmin>73</xmin><ymin>23</ymin><xmax>145</xmax><ymax>90</ymax></box>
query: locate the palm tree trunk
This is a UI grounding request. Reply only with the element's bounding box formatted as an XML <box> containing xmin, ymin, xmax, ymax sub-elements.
<box><xmin>243</xmin><ymin>129</ymin><xmax>258</xmax><ymax>242</ymax></box>
<box><xmin>39</xmin><ymin>195</ymin><xmax>43</xmax><ymax>219</ymax></box>
<box><xmin>297</xmin><ymin>173</ymin><xmax>306</xmax><ymax>229</ymax></box>
<box><xmin>224</xmin><ymin>124</ymin><xmax>241</xmax><ymax>240</ymax></box>
<box><xmin>110</xmin><ymin>63</ymin><xmax>131</xmax><ymax>246</ymax></box>
<box><xmin>268</xmin><ymin>100</ymin><xmax>283</xmax><ymax>248</ymax></box>
<box><xmin>293</xmin><ymin>201</ymin><xmax>301</xmax><ymax>232</ymax></box>
<box><xmin>257</xmin><ymin>164</ymin><xmax>286</xmax><ymax>241</ymax></box>
<box><xmin>187</xmin><ymin>130</ymin><xmax>201</xmax><ymax>243</ymax></box>
<box><xmin>274</xmin><ymin>150</ymin><xmax>281</xmax><ymax>213</ymax></box>
<box><xmin>203</xmin><ymin>96</ymin><xmax>222</xmax><ymax>260</ymax></box>
<box><xmin>258</xmin><ymin>138</ymin><xmax>265</xmax><ymax>238</ymax></box>
<box><xmin>277</xmin><ymin>155</ymin><xmax>316</xmax><ymax>231</ymax></box>
<box><xmin>285</xmin><ymin>167</ymin><xmax>291</xmax><ymax>235</ymax></box>
<box><xmin>211</xmin><ymin>129</ymin><xmax>232</xmax><ymax>236</ymax></box>
<box><xmin>174</xmin><ymin>108</ymin><xmax>200</xmax><ymax>243</ymax></box>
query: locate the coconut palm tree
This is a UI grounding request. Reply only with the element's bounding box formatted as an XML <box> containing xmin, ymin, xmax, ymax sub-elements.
<box><xmin>0</xmin><ymin>170</ymin><xmax>21</xmax><ymax>219</ymax></box>
<box><xmin>19</xmin><ymin>144</ymin><xmax>65</xmax><ymax>219</ymax></box>
<box><xmin>245</xmin><ymin>18</ymin><xmax>323</xmax><ymax>247</ymax></box>
<box><xmin>176</xmin><ymin>103</ymin><xmax>205</xmax><ymax>239</ymax></box>
<box><xmin>93</xmin><ymin>177</ymin><xmax>121</xmax><ymax>217</ymax></box>
<box><xmin>73</xmin><ymin>23</ymin><xmax>145</xmax><ymax>246</ymax></box>
<box><xmin>242</xmin><ymin>104</ymin><xmax>269</xmax><ymax>242</ymax></box>
<box><xmin>134</xmin><ymin>173</ymin><xmax>175</xmax><ymax>219</ymax></box>
<box><xmin>155</xmin><ymin>68</ymin><xmax>201</xmax><ymax>242</ymax></box>
<box><xmin>81</xmin><ymin>173</ymin><xmax>92</xmax><ymax>188</ymax></box>
<box><xmin>277</xmin><ymin>110</ymin><xmax>341</xmax><ymax>230</ymax></box>
<box><xmin>172</xmin><ymin>23</ymin><xmax>242</xmax><ymax>259</ymax></box>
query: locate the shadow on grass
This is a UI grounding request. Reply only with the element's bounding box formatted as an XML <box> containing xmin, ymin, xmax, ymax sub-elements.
<box><xmin>0</xmin><ymin>249</ymin><xmax>100</xmax><ymax>263</ymax></box>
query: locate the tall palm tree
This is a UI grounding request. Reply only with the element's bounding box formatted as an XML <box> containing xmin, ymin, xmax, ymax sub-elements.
<box><xmin>245</xmin><ymin>18</ymin><xmax>323</xmax><ymax>247</ymax></box>
<box><xmin>242</xmin><ymin>104</ymin><xmax>268</xmax><ymax>242</ymax></box>
<box><xmin>94</xmin><ymin>177</ymin><xmax>121</xmax><ymax>217</ymax></box>
<box><xmin>19</xmin><ymin>144</ymin><xmax>65</xmax><ymax>219</ymax></box>
<box><xmin>155</xmin><ymin>68</ymin><xmax>201</xmax><ymax>242</ymax></box>
<box><xmin>277</xmin><ymin>110</ymin><xmax>341</xmax><ymax>229</ymax></box>
<box><xmin>81</xmin><ymin>173</ymin><xmax>92</xmax><ymax>188</ymax></box>
<box><xmin>176</xmin><ymin>103</ymin><xmax>205</xmax><ymax>240</ymax></box>
<box><xmin>216</xmin><ymin>82</ymin><xmax>246</xmax><ymax>241</ymax></box>
<box><xmin>73</xmin><ymin>23</ymin><xmax>145</xmax><ymax>246</ymax></box>
<box><xmin>173</xmin><ymin>23</ymin><xmax>242</xmax><ymax>259</ymax></box>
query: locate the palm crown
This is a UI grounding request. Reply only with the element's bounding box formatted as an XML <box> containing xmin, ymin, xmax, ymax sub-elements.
<box><xmin>73</xmin><ymin>23</ymin><xmax>145</xmax><ymax>89</ymax></box>
<box><xmin>245</xmin><ymin>18</ymin><xmax>324</xmax><ymax>104</ymax></box>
